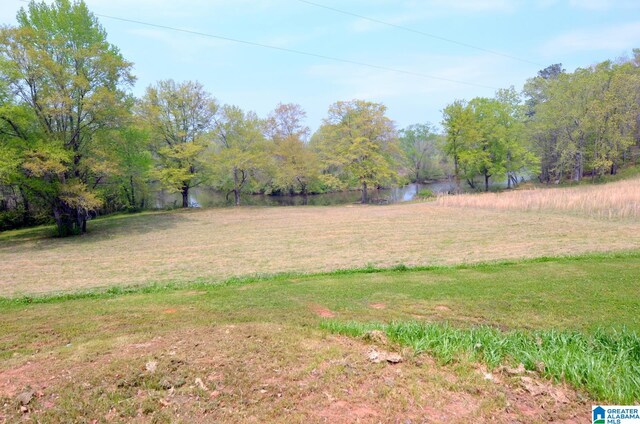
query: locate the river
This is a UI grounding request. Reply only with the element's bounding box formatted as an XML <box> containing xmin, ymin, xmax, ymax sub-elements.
<box><xmin>155</xmin><ymin>179</ymin><xmax>508</xmax><ymax>208</ymax></box>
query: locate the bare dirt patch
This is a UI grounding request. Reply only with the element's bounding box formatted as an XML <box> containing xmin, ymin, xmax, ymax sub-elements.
<box><xmin>309</xmin><ymin>304</ymin><xmax>335</xmax><ymax>318</ymax></box>
<box><xmin>369</xmin><ymin>303</ymin><xmax>386</xmax><ymax>309</ymax></box>
<box><xmin>0</xmin><ymin>323</ymin><xmax>590</xmax><ymax>423</ymax></box>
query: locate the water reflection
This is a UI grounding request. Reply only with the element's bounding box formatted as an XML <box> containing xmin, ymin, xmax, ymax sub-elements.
<box><xmin>155</xmin><ymin>180</ymin><xmax>504</xmax><ymax>209</ymax></box>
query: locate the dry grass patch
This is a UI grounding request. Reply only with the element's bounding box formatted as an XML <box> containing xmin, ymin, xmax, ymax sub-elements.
<box><xmin>1</xmin><ymin>199</ymin><xmax>640</xmax><ymax>296</ymax></box>
<box><xmin>437</xmin><ymin>177</ymin><xmax>640</xmax><ymax>219</ymax></box>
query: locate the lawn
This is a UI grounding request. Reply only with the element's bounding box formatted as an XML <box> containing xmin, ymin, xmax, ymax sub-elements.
<box><xmin>1</xmin><ymin>252</ymin><xmax>639</xmax><ymax>422</ymax></box>
<box><xmin>2</xmin><ymin>179</ymin><xmax>639</xmax><ymax>422</ymax></box>
<box><xmin>1</xmin><ymin>196</ymin><xmax>639</xmax><ymax>297</ymax></box>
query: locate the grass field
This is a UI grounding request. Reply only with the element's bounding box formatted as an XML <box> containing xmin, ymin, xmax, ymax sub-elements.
<box><xmin>1</xmin><ymin>179</ymin><xmax>639</xmax><ymax>422</ymax></box>
<box><xmin>1</xmin><ymin>190</ymin><xmax>640</xmax><ymax>297</ymax></box>
<box><xmin>437</xmin><ymin>176</ymin><xmax>640</xmax><ymax>219</ymax></box>
<box><xmin>2</xmin><ymin>253</ymin><xmax>639</xmax><ymax>422</ymax></box>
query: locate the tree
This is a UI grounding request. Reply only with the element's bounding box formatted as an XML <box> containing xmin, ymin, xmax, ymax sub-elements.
<box><xmin>211</xmin><ymin>105</ymin><xmax>268</xmax><ymax>206</ymax></box>
<box><xmin>523</xmin><ymin>64</ymin><xmax>564</xmax><ymax>183</ymax></box>
<box><xmin>442</xmin><ymin>93</ymin><xmax>536</xmax><ymax>191</ymax></box>
<box><xmin>524</xmin><ymin>58</ymin><xmax>640</xmax><ymax>183</ymax></box>
<box><xmin>139</xmin><ymin>80</ymin><xmax>217</xmax><ymax>208</ymax></box>
<box><xmin>0</xmin><ymin>0</ymin><xmax>134</xmax><ymax>235</ymax></box>
<box><xmin>266</xmin><ymin>103</ymin><xmax>319</xmax><ymax>195</ymax></box>
<box><xmin>442</xmin><ymin>100</ymin><xmax>475</xmax><ymax>189</ymax></box>
<box><xmin>495</xmin><ymin>87</ymin><xmax>539</xmax><ymax>188</ymax></box>
<box><xmin>107</xmin><ymin>124</ymin><xmax>152</xmax><ymax>210</ymax></box>
<box><xmin>399</xmin><ymin>123</ymin><xmax>439</xmax><ymax>183</ymax></box>
<box><xmin>265</xmin><ymin>103</ymin><xmax>310</xmax><ymax>142</ymax></box>
<box><xmin>313</xmin><ymin>100</ymin><xmax>399</xmax><ymax>203</ymax></box>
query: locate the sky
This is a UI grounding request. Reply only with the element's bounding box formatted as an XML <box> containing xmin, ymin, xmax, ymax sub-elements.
<box><xmin>1</xmin><ymin>0</ymin><xmax>639</xmax><ymax>132</ymax></box>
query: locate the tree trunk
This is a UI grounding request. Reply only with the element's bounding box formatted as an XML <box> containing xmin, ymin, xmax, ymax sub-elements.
<box><xmin>233</xmin><ymin>168</ymin><xmax>241</xmax><ymax>206</ymax></box>
<box><xmin>361</xmin><ymin>181</ymin><xmax>368</xmax><ymax>204</ymax></box>
<box><xmin>130</xmin><ymin>176</ymin><xmax>136</xmax><ymax>207</ymax></box>
<box><xmin>181</xmin><ymin>186</ymin><xmax>189</xmax><ymax>208</ymax></box>
<box><xmin>53</xmin><ymin>203</ymin><xmax>86</xmax><ymax>236</ymax></box>
<box><xmin>18</xmin><ymin>186</ymin><xmax>30</xmax><ymax>226</ymax></box>
<box><xmin>573</xmin><ymin>152</ymin><xmax>583</xmax><ymax>182</ymax></box>
<box><xmin>484</xmin><ymin>174</ymin><xmax>490</xmax><ymax>192</ymax></box>
<box><xmin>453</xmin><ymin>157</ymin><xmax>461</xmax><ymax>192</ymax></box>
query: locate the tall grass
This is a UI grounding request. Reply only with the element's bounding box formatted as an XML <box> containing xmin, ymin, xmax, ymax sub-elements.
<box><xmin>321</xmin><ymin>320</ymin><xmax>640</xmax><ymax>403</ymax></box>
<box><xmin>436</xmin><ymin>177</ymin><xmax>640</xmax><ymax>219</ymax></box>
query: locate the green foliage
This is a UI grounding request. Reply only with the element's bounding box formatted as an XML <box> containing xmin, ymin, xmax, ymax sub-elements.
<box><xmin>399</xmin><ymin>123</ymin><xmax>445</xmax><ymax>182</ymax></box>
<box><xmin>0</xmin><ymin>0</ymin><xmax>134</xmax><ymax>235</ymax></box>
<box><xmin>524</xmin><ymin>59</ymin><xmax>640</xmax><ymax>182</ymax></box>
<box><xmin>210</xmin><ymin>105</ymin><xmax>269</xmax><ymax>205</ymax></box>
<box><xmin>266</xmin><ymin>103</ymin><xmax>321</xmax><ymax>195</ymax></box>
<box><xmin>139</xmin><ymin>79</ymin><xmax>216</xmax><ymax>207</ymax></box>
<box><xmin>417</xmin><ymin>188</ymin><xmax>435</xmax><ymax>198</ymax></box>
<box><xmin>322</xmin><ymin>320</ymin><xmax>640</xmax><ymax>403</ymax></box>
<box><xmin>442</xmin><ymin>90</ymin><xmax>538</xmax><ymax>191</ymax></box>
<box><xmin>312</xmin><ymin>100</ymin><xmax>401</xmax><ymax>202</ymax></box>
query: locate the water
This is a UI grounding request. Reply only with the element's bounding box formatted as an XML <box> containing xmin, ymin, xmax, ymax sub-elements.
<box><xmin>154</xmin><ymin>179</ymin><xmax>503</xmax><ymax>209</ymax></box>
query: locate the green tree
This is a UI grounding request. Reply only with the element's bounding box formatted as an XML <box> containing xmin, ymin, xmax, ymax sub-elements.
<box><xmin>108</xmin><ymin>124</ymin><xmax>152</xmax><ymax>210</ymax></box>
<box><xmin>139</xmin><ymin>80</ymin><xmax>217</xmax><ymax>208</ymax></box>
<box><xmin>313</xmin><ymin>100</ymin><xmax>400</xmax><ymax>203</ymax></box>
<box><xmin>523</xmin><ymin>64</ymin><xmax>565</xmax><ymax>183</ymax></box>
<box><xmin>524</xmin><ymin>58</ymin><xmax>640</xmax><ymax>182</ymax></box>
<box><xmin>443</xmin><ymin>93</ymin><xmax>536</xmax><ymax>191</ymax></box>
<box><xmin>0</xmin><ymin>0</ymin><xmax>134</xmax><ymax>235</ymax></box>
<box><xmin>442</xmin><ymin>100</ymin><xmax>475</xmax><ymax>190</ymax></box>
<box><xmin>266</xmin><ymin>103</ymin><xmax>319</xmax><ymax>195</ymax></box>
<box><xmin>399</xmin><ymin>123</ymin><xmax>440</xmax><ymax>183</ymax></box>
<box><xmin>211</xmin><ymin>105</ymin><xmax>268</xmax><ymax>206</ymax></box>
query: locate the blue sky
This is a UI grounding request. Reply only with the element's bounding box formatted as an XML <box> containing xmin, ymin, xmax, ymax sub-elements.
<box><xmin>2</xmin><ymin>0</ymin><xmax>639</xmax><ymax>131</ymax></box>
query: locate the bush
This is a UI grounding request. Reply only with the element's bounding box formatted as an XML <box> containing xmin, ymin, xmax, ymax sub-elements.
<box><xmin>418</xmin><ymin>188</ymin><xmax>435</xmax><ymax>198</ymax></box>
<box><xmin>0</xmin><ymin>208</ymin><xmax>25</xmax><ymax>231</ymax></box>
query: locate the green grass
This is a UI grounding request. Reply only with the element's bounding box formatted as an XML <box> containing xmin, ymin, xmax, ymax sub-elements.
<box><xmin>1</xmin><ymin>251</ymin><xmax>639</xmax><ymax>420</ymax></box>
<box><xmin>321</xmin><ymin>320</ymin><xmax>640</xmax><ymax>404</ymax></box>
<box><xmin>4</xmin><ymin>250</ymin><xmax>639</xmax><ymax>334</ymax></box>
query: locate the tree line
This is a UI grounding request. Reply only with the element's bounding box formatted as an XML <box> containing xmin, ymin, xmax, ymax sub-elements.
<box><xmin>442</xmin><ymin>59</ymin><xmax>640</xmax><ymax>190</ymax></box>
<box><xmin>0</xmin><ymin>0</ymin><xmax>639</xmax><ymax>235</ymax></box>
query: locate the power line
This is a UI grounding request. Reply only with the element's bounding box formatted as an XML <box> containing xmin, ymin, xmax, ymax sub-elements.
<box><xmin>100</xmin><ymin>15</ymin><xmax>498</xmax><ymax>90</ymax></box>
<box><xmin>14</xmin><ymin>0</ymin><xmax>498</xmax><ymax>90</ymax></box>
<box><xmin>294</xmin><ymin>0</ymin><xmax>543</xmax><ymax>67</ymax></box>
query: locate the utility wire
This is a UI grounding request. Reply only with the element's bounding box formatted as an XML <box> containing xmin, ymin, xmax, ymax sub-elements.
<box><xmin>15</xmin><ymin>0</ymin><xmax>498</xmax><ymax>90</ymax></box>
<box><xmin>294</xmin><ymin>0</ymin><xmax>543</xmax><ymax>67</ymax></box>
<box><xmin>98</xmin><ymin>14</ymin><xmax>498</xmax><ymax>90</ymax></box>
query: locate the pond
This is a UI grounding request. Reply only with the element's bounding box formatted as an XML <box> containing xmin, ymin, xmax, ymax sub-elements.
<box><xmin>155</xmin><ymin>178</ymin><xmax>507</xmax><ymax>209</ymax></box>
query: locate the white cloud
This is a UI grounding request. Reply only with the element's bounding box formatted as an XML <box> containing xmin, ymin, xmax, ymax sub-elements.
<box><xmin>541</xmin><ymin>21</ymin><xmax>640</xmax><ymax>55</ymax></box>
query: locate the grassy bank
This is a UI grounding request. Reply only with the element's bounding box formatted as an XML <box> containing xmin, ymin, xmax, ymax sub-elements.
<box><xmin>322</xmin><ymin>321</ymin><xmax>640</xmax><ymax>403</ymax></box>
